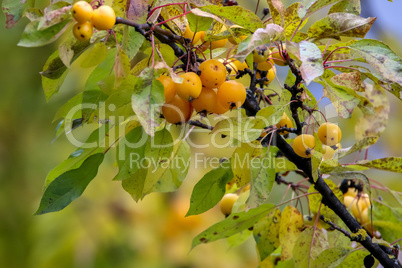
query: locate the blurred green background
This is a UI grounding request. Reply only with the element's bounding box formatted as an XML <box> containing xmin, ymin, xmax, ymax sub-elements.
<box><xmin>1</xmin><ymin>1</ymin><xmax>401</xmax><ymax>268</ymax></box>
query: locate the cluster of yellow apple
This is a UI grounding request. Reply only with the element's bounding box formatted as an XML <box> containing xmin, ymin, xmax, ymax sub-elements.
<box><xmin>71</xmin><ymin>1</ymin><xmax>116</xmax><ymax>41</ymax></box>
<box><xmin>159</xmin><ymin>59</ymin><xmax>247</xmax><ymax>124</ymax></box>
<box><xmin>343</xmin><ymin>188</ymin><xmax>371</xmax><ymax>229</ymax></box>
<box><xmin>292</xmin><ymin>122</ymin><xmax>342</xmax><ymax>159</ymax></box>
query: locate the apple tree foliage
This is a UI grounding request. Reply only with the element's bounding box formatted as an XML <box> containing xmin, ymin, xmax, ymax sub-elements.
<box><xmin>2</xmin><ymin>0</ymin><xmax>402</xmax><ymax>267</ymax></box>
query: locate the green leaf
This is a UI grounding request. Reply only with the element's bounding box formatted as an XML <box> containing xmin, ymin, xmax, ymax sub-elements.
<box><xmin>2</xmin><ymin>0</ymin><xmax>34</xmax><ymax>28</ymax></box>
<box><xmin>35</xmin><ymin>153</ymin><xmax>104</xmax><ymax>215</ymax></box>
<box><xmin>131</xmin><ymin>68</ymin><xmax>165</xmax><ymax>136</ymax></box>
<box><xmin>80</xmin><ymin>42</ymin><xmax>107</xmax><ymax>68</ymax></box>
<box><xmin>300</xmin><ymin>41</ymin><xmax>324</xmax><ymax>85</ymax></box>
<box><xmin>308</xmin><ymin>179</ymin><xmax>343</xmax><ymax>218</ymax></box>
<box><xmin>18</xmin><ymin>18</ymin><xmax>71</xmax><ymax>47</ymax></box>
<box><xmin>53</xmin><ymin>92</ymin><xmax>83</xmax><ymax>121</ymax></box>
<box><xmin>247</xmin><ymin>148</ymin><xmax>276</xmax><ymax>208</ymax></box>
<box><xmin>349</xmin><ymin>39</ymin><xmax>402</xmax><ymax>87</ymax></box>
<box><xmin>122</xmin><ymin>27</ymin><xmax>145</xmax><ymax>60</ymax></box>
<box><xmin>329</xmin><ymin>0</ymin><xmax>361</xmax><ymax>15</ymax></box>
<box><xmin>84</xmin><ymin>48</ymin><xmax>116</xmax><ymax>91</ymax></box>
<box><xmin>187</xmin><ymin>11</ymin><xmax>213</xmax><ymax>32</ymax></box>
<box><xmin>44</xmin><ymin>125</ymin><xmax>110</xmax><ymax>189</ymax></box>
<box><xmin>308</xmin><ymin>13</ymin><xmax>375</xmax><ymax>40</ymax></box>
<box><xmin>284</xmin><ymin>2</ymin><xmax>309</xmax><ymax>39</ymax></box>
<box><xmin>187</xmin><ymin>160</ymin><xmax>233</xmax><ymax>216</ymax></box>
<box><xmin>253</xmin><ymin>208</ymin><xmax>281</xmax><ymax>261</ymax></box>
<box><xmin>336</xmin><ymin>249</ymin><xmax>368</xmax><ymax>268</ymax></box>
<box><xmin>114</xmin><ymin>126</ymin><xmax>147</xmax><ymax>181</ymax></box>
<box><xmin>191</xmin><ymin>203</ymin><xmax>275</xmax><ymax>249</ymax></box>
<box><xmin>311</xmin><ymin>247</ymin><xmax>352</xmax><ymax>268</ymax></box>
<box><xmin>114</xmin><ymin>48</ymin><xmax>131</xmax><ymax>88</ymax></box>
<box><xmin>231</xmin><ymin>141</ymin><xmax>263</xmax><ymax>187</ymax></box>
<box><xmin>356</xmin><ymin>157</ymin><xmax>402</xmax><ymax>173</ymax></box>
<box><xmin>293</xmin><ymin>227</ymin><xmax>329</xmax><ymax>267</ymax></box>
<box><xmin>298</xmin><ymin>0</ymin><xmax>341</xmax><ymax>20</ymax></box>
<box><xmin>41</xmin><ymin>51</ymin><xmax>69</xmax><ymax>101</ymax></box>
<box><xmin>149</xmin><ymin>140</ymin><xmax>190</xmax><ymax>193</ymax></box>
<box><xmin>200</xmin><ymin>5</ymin><xmax>263</xmax><ymax>32</ymax></box>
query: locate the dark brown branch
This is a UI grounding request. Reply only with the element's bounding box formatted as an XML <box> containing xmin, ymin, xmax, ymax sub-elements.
<box><xmin>188</xmin><ymin>120</ymin><xmax>213</xmax><ymax>130</ymax></box>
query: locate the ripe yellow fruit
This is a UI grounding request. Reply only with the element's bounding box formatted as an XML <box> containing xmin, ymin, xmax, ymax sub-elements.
<box><xmin>232</xmin><ymin>59</ymin><xmax>248</xmax><ymax>71</ymax></box>
<box><xmin>157</xmin><ymin>75</ymin><xmax>176</xmax><ymax>103</ymax></box>
<box><xmin>213</xmin><ymin>100</ymin><xmax>230</xmax><ymax>114</ymax></box>
<box><xmin>183</xmin><ymin>24</ymin><xmax>194</xmax><ymax>39</ymax></box>
<box><xmin>73</xmin><ymin>21</ymin><xmax>93</xmax><ymax>41</ymax></box>
<box><xmin>257</xmin><ymin>59</ymin><xmax>275</xmax><ymax>71</ymax></box>
<box><xmin>271</xmin><ymin>44</ymin><xmax>288</xmax><ymax>66</ymax></box>
<box><xmin>199</xmin><ymin>59</ymin><xmax>227</xmax><ymax>88</ymax></box>
<box><xmin>256</xmin><ymin>66</ymin><xmax>276</xmax><ymax>85</ymax></box>
<box><xmin>162</xmin><ymin>95</ymin><xmax>192</xmax><ymax>124</ymax></box>
<box><xmin>72</xmin><ymin>1</ymin><xmax>93</xmax><ymax>23</ymax></box>
<box><xmin>220</xmin><ymin>193</ymin><xmax>239</xmax><ymax>216</ymax></box>
<box><xmin>175</xmin><ymin>72</ymin><xmax>202</xmax><ymax>100</ymax></box>
<box><xmin>344</xmin><ymin>194</ymin><xmax>371</xmax><ymax>221</ymax></box>
<box><xmin>253</xmin><ymin>45</ymin><xmax>270</xmax><ymax>63</ymax></box>
<box><xmin>192</xmin><ymin>87</ymin><xmax>217</xmax><ymax>113</ymax></box>
<box><xmin>91</xmin><ymin>5</ymin><xmax>116</xmax><ymax>30</ymax></box>
<box><xmin>318</xmin><ymin>122</ymin><xmax>342</xmax><ymax>146</ymax></box>
<box><xmin>216</xmin><ymin>80</ymin><xmax>247</xmax><ymax>110</ymax></box>
<box><xmin>322</xmin><ymin>143</ymin><xmax>341</xmax><ymax>160</ymax></box>
<box><xmin>344</xmin><ymin>187</ymin><xmax>358</xmax><ymax>198</ymax></box>
<box><xmin>293</xmin><ymin>134</ymin><xmax>315</xmax><ymax>158</ymax></box>
<box><xmin>276</xmin><ymin>112</ymin><xmax>294</xmax><ymax>135</ymax></box>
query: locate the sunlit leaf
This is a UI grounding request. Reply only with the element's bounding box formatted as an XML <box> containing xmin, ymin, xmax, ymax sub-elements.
<box><xmin>80</xmin><ymin>42</ymin><xmax>107</xmax><ymax>68</ymax></box>
<box><xmin>212</xmin><ymin>117</ymin><xmax>262</xmax><ymax>143</ymax></box>
<box><xmin>191</xmin><ymin>203</ymin><xmax>275</xmax><ymax>249</ymax></box>
<box><xmin>284</xmin><ymin>3</ymin><xmax>309</xmax><ymax>39</ymax></box>
<box><xmin>334</xmin><ymin>136</ymin><xmax>378</xmax><ymax>159</ymax></box>
<box><xmin>293</xmin><ymin>227</ymin><xmax>328</xmax><ymax>267</ymax></box>
<box><xmin>267</xmin><ymin>0</ymin><xmax>285</xmax><ymax>26</ymax></box>
<box><xmin>253</xmin><ymin>208</ymin><xmax>281</xmax><ymax>261</ymax></box>
<box><xmin>35</xmin><ymin>153</ymin><xmax>104</xmax><ymax>215</ymax></box>
<box><xmin>187</xmin><ymin>160</ymin><xmax>233</xmax><ymax>216</ymax></box>
<box><xmin>300</xmin><ymin>41</ymin><xmax>324</xmax><ymax>85</ymax></box>
<box><xmin>279</xmin><ymin>206</ymin><xmax>304</xmax><ymax>261</ymax></box>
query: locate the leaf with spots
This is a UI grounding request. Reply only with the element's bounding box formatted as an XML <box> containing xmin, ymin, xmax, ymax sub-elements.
<box><xmin>211</xmin><ymin>117</ymin><xmax>262</xmax><ymax>143</ymax></box>
<box><xmin>293</xmin><ymin>227</ymin><xmax>329</xmax><ymax>267</ymax></box>
<box><xmin>308</xmin><ymin>13</ymin><xmax>375</xmax><ymax>40</ymax></box>
<box><xmin>35</xmin><ymin>153</ymin><xmax>104</xmax><ymax>215</ymax></box>
<box><xmin>253</xmin><ymin>208</ymin><xmax>281</xmax><ymax>261</ymax></box>
<box><xmin>160</xmin><ymin>4</ymin><xmax>187</xmax><ymax>35</ymax></box>
<box><xmin>2</xmin><ymin>0</ymin><xmax>34</xmax><ymax>28</ymax></box>
<box><xmin>267</xmin><ymin>0</ymin><xmax>285</xmax><ymax>26</ymax></box>
<box><xmin>329</xmin><ymin>0</ymin><xmax>361</xmax><ymax>15</ymax></box>
<box><xmin>191</xmin><ymin>203</ymin><xmax>275</xmax><ymax>249</ymax></box>
<box><xmin>298</xmin><ymin>0</ymin><xmax>342</xmax><ymax>20</ymax></box>
<box><xmin>200</xmin><ymin>5</ymin><xmax>264</xmax><ymax>32</ymax></box>
<box><xmin>284</xmin><ymin>2</ymin><xmax>309</xmax><ymax>39</ymax></box>
<box><xmin>37</xmin><ymin>2</ymin><xmax>71</xmax><ymax>30</ymax></box>
<box><xmin>126</xmin><ymin>0</ymin><xmax>148</xmax><ymax>22</ymax></box>
<box><xmin>308</xmin><ymin>179</ymin><xmax>343</xmax><ymax>218</ymax></box>
<box><xmin>330</xmin><ymin>72</ymin><xmax>362</xmax><ymax>92</ymax></box>
<box><xmin>247</xmin><ymin>147</ymin><xmax>276</xmax><ymax>208</ymax></box>
<box><xmin>355</xmin><ymin>84</ymin><xmax>389</xmax><ymax>140</ymax></box>
<box><xmin>279</xmin><ymin>206</ymin><xmax>305</xmax><ymax>261</ymax></box>
<box><xmin>131</xmin><ymin>68</ymin><xmax>165</xmax><ymax>136</ymax></box>
<box><xmin>356</xmin><ymin>157</ymin><xmax>402</xmax><ymax>173</ymax></box>
<box><xmin>231</xmin><ymin>141</ymin><xmax>263</xmax><ymax>187</ymax></box>
<box><xmin>186</xmin><ymin>160</ymin><xmax>233</xmax><ymax>216</ymax></box>
<box><xmin>334</xmin><ymin>136</ymin><xmax>378</xmax><ymax>159</ymax></box>
<box><xmin>349</xmin><ymin>39</ymin><xmax>402</xmax><ymax>88</ymax></box>
<box><xmin>300</xmin><ymin>41</ymin><xmax>324</xmax><ymax>85</ymax></box>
